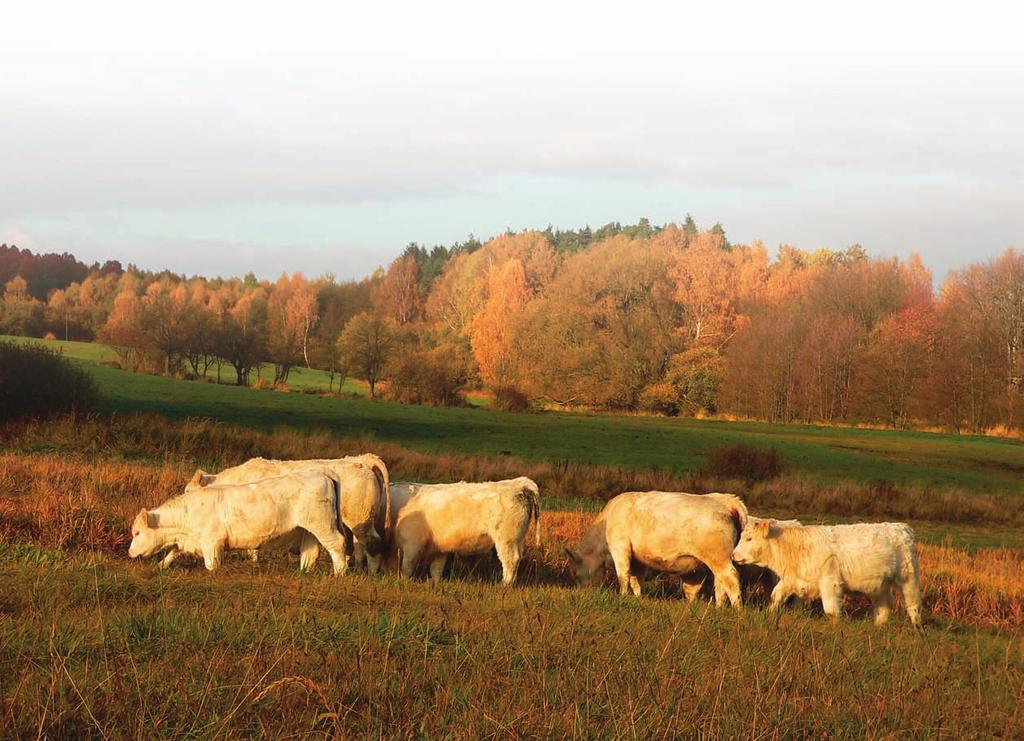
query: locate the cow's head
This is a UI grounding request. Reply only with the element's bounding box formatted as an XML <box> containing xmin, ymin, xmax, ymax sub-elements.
<box><xmin>564</xmin><ymin>547</ymin><xmax>605</xmax><ymax>587</ymax></box>
<box><xmin>732</xmin><ymin>519</ymin><xmax>773</xmax><ymax>566</ymax></box>
<box><xmin>128</xmin><ymin>509</ymin><xmax>166</xmax><ymax>559</ymax></box>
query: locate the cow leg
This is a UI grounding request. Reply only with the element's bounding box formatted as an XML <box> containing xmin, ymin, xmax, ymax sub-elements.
<box><xmin>900</xmin><ymin>576</ymin><xmax>923</xmax><ymax>627</ymax></box>
<box><xmin>159</xmin><ymin>547</ymin><xmax>179</xmax><ymax>570</ymax></box>
<box><xmin>351</xmin><ymin>541</ymin><xmax>365</xmax><ymax>571</ymax></box>
<box><xmin>711</xmin><ymin>562</ymin><xmax>742</xmax><ymax>608</ymax></box>
<box><xmin>305</xmin><ymin>525</ymin><xmax>349</xmax><ymax>576</ymax></box>
<box><xmin>350</xmin><ymin>524</ymin><xmax>385</xmax><ymax>575</ymax></box>
<box><xmin>400</xmin><ymin>541</ymin><xmax>422</xmax><ymax>579</ymax></box>
<box><xmin>496</xmin><ymin>540</ymin><xmax>522</xmax><ymax>586</ymax></box>
<box><xmin>629</xmin><ymin>575</ymin><xmax>643</xmax><ymax>597</ymax></box>
<box><xmin>428</xmin><ymin>554</ymin><xmax>448</xmax><ymax>584</ymax></box>
<box><xmin>299</xmin><ymin>532</ymin><xmax>321</xmax><ymax>572</ymax></box>
<box><xmin>681</xmin><ymin>572</ymin><xmax>705</xmax><ymax>602</ymax></box>
<box><xmin>769</xmin><ymin>580</ymin><xmax>792</xmax><ymax>611</ymax></box>
<box><xmin>871</xmin><ymin>586</ymin><xmax>893</xmax><ymax>626</ymax></box>
<box><xmin>819</xmin><ymin>577</ymin><xmax>843</xmax><ymax>620</ymax></box>
<box><xmin>202</xmin><ymin>540</ymin><xmax>225</xmax><ymax>572</ymax></box>
<box><xmin>608</xmin><ymin>546</ymin><xmax>633</xmax><ymax>596</ymax></box>
<box><xmin>367</xmin><ymin>523</ymin><xmax>388</xmax><ymax>575</ymax></box>
<box><xmin>365</xmin><ymin>544</ymin><xmax>383</xmax><ymax>576</ymax></box>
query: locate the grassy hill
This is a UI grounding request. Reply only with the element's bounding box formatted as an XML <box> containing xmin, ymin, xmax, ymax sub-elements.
<box><xmin>16</xmin><ymin>337</ymin><xmax>1024</xmax><ymax>499</ymax></box>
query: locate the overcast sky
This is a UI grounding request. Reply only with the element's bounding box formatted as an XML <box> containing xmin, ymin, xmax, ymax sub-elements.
<box><xmin>2</xmin><ymin>1</ymin><xmax>1022</xmax><ymax>282</ymax></box>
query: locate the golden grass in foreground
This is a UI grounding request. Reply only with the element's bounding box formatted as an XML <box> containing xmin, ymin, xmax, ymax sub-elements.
<box><xmin>2</xmin><ymin>541</ymin><xmax>1023</xmax><ymax>738</ymax></box>
<box><xmin>2</xmin><ymin>439</ymin><xmax>1024</xmax><ymax>737</ymax></box>
<box><xmin>2</xmin><ymin>452</ymin><xmax>1023</xmax><ymax>629</ymax></box>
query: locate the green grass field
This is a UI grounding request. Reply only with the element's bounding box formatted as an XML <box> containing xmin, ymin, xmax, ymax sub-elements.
<box><xmin>18</xmin><ymin>336</ymin><xmax>1024</xmax><ymax>498</ymax></box>
<box><xmin>2</xmin><ymin>341</ymin><xmax>1023</xmax><ymax>738</ymax></box>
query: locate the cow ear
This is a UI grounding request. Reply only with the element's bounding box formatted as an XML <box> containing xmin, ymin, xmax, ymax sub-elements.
<box><xmin>133</xmin><ymin>509</ymin><xmax>149</xmax><ymax>529</ymax></box>
<box><xmin>188</xmin><ymin>468</ymin><xmax>206</xmax><ymax>487</ymax></box>
<box><xmin>564</xmin><ymin>548</ymin><xmax>581</xmax><ymax>563</ymax></box>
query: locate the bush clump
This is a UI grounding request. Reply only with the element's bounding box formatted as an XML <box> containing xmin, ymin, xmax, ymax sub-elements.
<box><xmin>0</xmin><ymin>341</ymin><xmax>98</xmax><ymax>422</ymax></box>
<box><xmin>700</xmin><ymin>444</ymin><xmax>784</xmax><ymax>485</ymax></box>
<box><xmin>492</xmin><ymin>386</ymin><xmax>531</xmax><ymax>413</ymax></box>
<box><xmin>385</xmin><ymin>348</ymin><xmax>468</xmax><ymax>407</ymax></box>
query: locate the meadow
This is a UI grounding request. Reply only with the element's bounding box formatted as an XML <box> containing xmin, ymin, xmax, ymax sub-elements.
<box><xmin>2</xmin><ymin>419</ymin><xmax>1023</xmax><ymax>738</ymax></box>
<box><xmin>3</xmin><ymin>340</ymin><xmax>1024</xmax><ymax>737</ymax></box>
<box><xmin>14</xmin><ymin>337</ymin><xmax>1024</xmax><ymax>499</ymax></box>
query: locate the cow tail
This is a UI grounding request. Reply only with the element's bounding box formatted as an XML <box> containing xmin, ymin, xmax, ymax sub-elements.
<box><xmin>707</xmin><ymin>492</ymin><xmax>748</xmax><ymax>542</ymax></box>
<box><xmin>325</xmin><ymin>470</ymin><xmax>343</xmax><ymax>532</ymax></box>
<box><xmin>729</xmin><ymin>507</ymin><xmax>743</xmax><ymax>546</ymax></box>
<box><xmin>899</xmin><ymin>524</ymin><xmax>920</xmax><ymax>582</ymax></box>
<box><xmin>529</xmin><ymin>485</ymin><xmax>542</xmax><ymax>547</ymax></box>
<box><xmin>370</xmin><ymin>460</ymin><xmax>391</xmax><ymax>541</ymax></box>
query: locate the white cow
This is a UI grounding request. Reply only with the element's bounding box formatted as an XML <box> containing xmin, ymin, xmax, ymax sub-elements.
<box><xmin>566</xmin><ymin>491</ymin><xmax>747</xmax><ymax>607</ymax></box>
<box><xmin>731</xmin><ymin>520</ymin><xmax>923</xmax><ymax>626</ymax></box>
<box><xmin>185</xmin><ymin>455</ymin><xmax>390</xmax><ymax>573</ymax></box>
<box><xmin>127</xmin><ymin>471</ymin><xmax>349</xmax><ymax>574</ymax></box>
<box><xmin>394</xmin><ymin>477</ymin><xmax>541</xmax><ymax>585</ymax></box>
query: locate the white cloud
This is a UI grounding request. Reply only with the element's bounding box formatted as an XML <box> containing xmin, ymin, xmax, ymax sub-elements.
<box><xmin>1</xmin><ymin>1</ymin><xmax>1022</xmax><ymax>277</ymax></box>
<box><xmin>0</xmin><ymin>223</ymin><xmax>35</xmax><ymax>249</ymax></box>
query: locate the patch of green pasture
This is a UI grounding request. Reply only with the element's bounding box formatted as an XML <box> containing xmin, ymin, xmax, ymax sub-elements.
<box><xmin>6</xmin><ymin>334</ymin><xmax>369</xmax><ymax>396</ymax></box>
<box><xmin>80</xmin><ymin>361</ymin><xmax>1023</xmax><ymax>496</ymax></box>
<box><xmin>10</xmin><ymin>336</ymin><xmax>1024</xmax><ymax>497</ymax></box>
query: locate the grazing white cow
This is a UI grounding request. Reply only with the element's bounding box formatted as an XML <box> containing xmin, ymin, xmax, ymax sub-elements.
<box><xmin>731</xmin><ymin>520</ymin><xmax>923</xmax><ymax>626</ymax></box>
<box><xmin>185</xmin><ymin>456</ymin><xmax>390</xmax><ymax>573</ymax></box>
<box><xmin>127</xmin><ymin>471</ymin><xmax>349</xmax><ymax>574</ymax></box>
<box><xmin>566</xmin><ymin>491</ymin><xmax>747</xmax><ymax>607</ymax></box>
<box><xmin>394</xmin><ymin>477</ymin><xmax>541</xmax><ymax>585</ymax></box>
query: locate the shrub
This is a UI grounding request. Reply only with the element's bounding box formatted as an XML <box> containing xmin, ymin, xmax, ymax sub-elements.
<box><xmin>639</xmin><ymin>347</ymin><xmax>723</xmax><ymax>417</ymax></box>
<box><xmin>492</xmin><ymin>386</ymin><xmax>531</xmax><ymax>413</ymax></box>
<box><xmin>700</xmin><ymin>444</ymin><xmax>784</xmax><ymax>485</ymax></box>
<box><xmin>385</xmin><ymin>348</ymin><xmax>468</xmax><ymax>407</ymax></box>
<box><xmin>0</xmin><ymin>342</ymin><xmax>98</xmax><ymax>422</ymax></box>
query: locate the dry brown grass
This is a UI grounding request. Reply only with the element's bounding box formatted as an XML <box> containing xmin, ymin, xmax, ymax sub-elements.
<box><xmin>4</xmin><ymin>413</ymin><xmax>1020</xmax><ymax>526</ymax></box>
<box><xmin>919</xmin><ymin>542</ymin><xmax>1024</xmax><ymax>627</ymax></box>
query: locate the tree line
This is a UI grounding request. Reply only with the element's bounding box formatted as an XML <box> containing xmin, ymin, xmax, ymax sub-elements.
<box><xmin>1</xmin><ymin>219</ymin><xmax>1021</xmax><ymax>433</ymax></box>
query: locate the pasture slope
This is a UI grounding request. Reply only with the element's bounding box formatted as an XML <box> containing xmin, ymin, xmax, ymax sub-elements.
<box><xmin>1</xmin><ymin>339</ymin><xmax>1022</xmax><ymax>737</ymax></box>
<box><xmin>14</xmin><ymin>336</ymin><xmax>1024</xmax><ymax>497</ymax></box>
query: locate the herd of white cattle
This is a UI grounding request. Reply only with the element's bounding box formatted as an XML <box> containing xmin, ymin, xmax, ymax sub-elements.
<box><xmin>127</xmin><ymin>454</ymin><xmax>923</xmax><ymax>626</ymax></box>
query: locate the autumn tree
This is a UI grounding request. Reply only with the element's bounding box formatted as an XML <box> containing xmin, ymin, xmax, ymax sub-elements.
<box><xmin>376</xmin><ymin>255</ymin><xmax>423</xmax><ymax>325</ymax></box>
<box><xmin>946</xmin><ymin>249</ymin><xmax>1024</xmax><ymax>429</ymax></box>
<box><xmin>425</xmin><ymin>231</ymin><xmax>558</xmax><ymax>339</ymax></box>
<box><xmin>931</xmin><ymin>265</ymin><xmax>1008</xmax><ymax>432</ymax></box>
<box><xmin>181</xmin><ymin>281</ymin><xmax>218</xmax><ymax>377</ymax></box>
<box><xmin>99</xmin><ymin>289</ymin><xmax>145</xmax><ymax>370</ymax></box>
<box><xmin>514</xmin><ymin>236</ymin><xmax>681</xmax><ymax>408</ymax></box>
<box><xmin>471</xmin><ymin>259</ymin><xmax>532</xmax><ymax>388</ymax></box>
<box><xmin>1</xmin><ymin>276</ymin><xmax>43</xmax><ymax>336</ymax></box>
<box><xmin>218</xmin><ymin>287</ymin><xmax>268</xmax><ymax>386</ymax></box>
<box><xmin>266</xmin><ymin>273</ymin><xmax>319</xmax><ymax>384</ymax></box>
<box><xmin>337</xmin><ymin>312</ymin><xmax>397</xmax><ymax>398</ymax></box>
<box><xmin>667</xmin><ymin>230</ymin><xmax>768</xmax><ymax>349</ymax></box>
